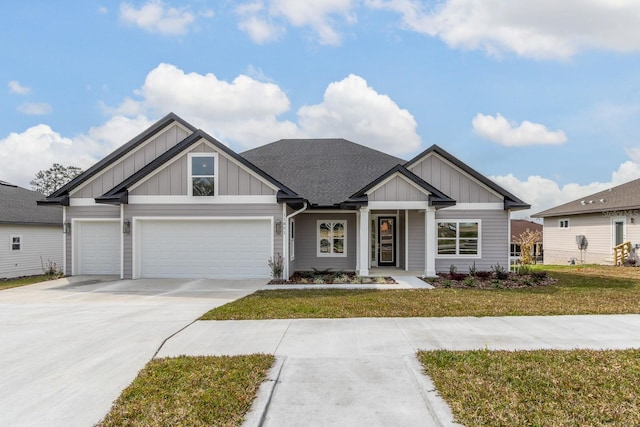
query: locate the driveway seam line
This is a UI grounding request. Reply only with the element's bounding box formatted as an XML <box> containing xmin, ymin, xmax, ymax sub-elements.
<box><xmin>152</xmin><ymin>318</ymin><xmax>199</xmax><ymax>359</ymax></box>
<box><xmin>272</xmin><ymin>319</ymin><xmax>293</xmax><ymax>355</ymax></box>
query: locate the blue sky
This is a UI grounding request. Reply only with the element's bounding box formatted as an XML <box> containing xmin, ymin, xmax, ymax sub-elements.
<box><xmin>3</xmin><ymin>0</ymin><xmax>640</xmax><ymax>217</ymax></box>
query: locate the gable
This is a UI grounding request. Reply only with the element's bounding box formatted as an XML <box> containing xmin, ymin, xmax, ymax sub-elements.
<box><xmin>368</xmin><ymin>175</ymin><xmax>429</xmax><ymax>202</ymax></box>
<box><xmin>408</xmin><ymin>153</ymin><xmax>503</xmax><ymax>204</ymax></box>
<box><xmin>71</xmin><ymin>122</ymin><xmax>191</xmax><ymax>199</ymax></box>
<box><xmin>129</xmin><ymin>140</ymin><xmax>277</xmax><ymax>197</ymax></box>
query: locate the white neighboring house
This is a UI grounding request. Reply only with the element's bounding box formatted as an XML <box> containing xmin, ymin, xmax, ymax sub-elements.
<box><xmin>533</xmin><ymin>177</ymin><xmax>640</xmax><ymax>265</ymax></box>
<box><xmin>0</xmin><ymin>180</ymin><xmax>63</xmax><ymax>278</ymax></box>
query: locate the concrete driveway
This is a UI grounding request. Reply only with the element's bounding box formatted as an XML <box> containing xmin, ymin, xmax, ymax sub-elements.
<box><xmin>0</xmin><ymin>275</ymin><xmax>266</xmax><ymax>427</ymax></box>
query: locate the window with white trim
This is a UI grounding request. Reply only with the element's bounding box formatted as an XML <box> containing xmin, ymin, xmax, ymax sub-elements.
<box><xmin>289</xmin><ymin>219</ymin><xmax>295</xmax><ymax>261</ymax></box>
<box><xmin>10</xmin><ymin>235</ymin><xmax>21</xmax><ymax>251</ymax></box>
<box><xmin>559</xmin><ymin>219</ymin><xmax>570</xmax><ymax>229</ymax></box>
<box><xmin>188</xmin><ymin>153</ymin><xmax>216</xmax><ymax>197</ymax></box>
<box><xmin>437</xmin><ymin>220</ymin><xmax>480</xmax><ymax>256</ymax></box>
<box><xmin>317</xmin><ymin>220</ymin><xmax>346</xmax><ymax>257</ymax></box>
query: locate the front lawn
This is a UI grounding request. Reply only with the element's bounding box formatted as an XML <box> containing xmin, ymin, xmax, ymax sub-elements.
<box><xmin>418</xmin><ymin>349</ymin><xmax>640</xmax><ymax>426</ymax></box>
<box><xmin>0</xmin><ymin>274</ymin><xmax>55</xmax><ymax>291</ymax></box>
<box><xmin>201</xmin><ymin>265</ymin><xmax>640</xmax><ymax>320</ymax></box>
<box><xmin>98</xmin><ymin>354</ymin><xmax>274</xmax><ymax>427</ymax></box>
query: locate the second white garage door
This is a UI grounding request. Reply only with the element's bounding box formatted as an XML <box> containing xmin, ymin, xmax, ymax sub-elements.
<box><xmin>137</xmin><ymin>219</ymin><xmax>272</xmax><ymax>279</ymax></box>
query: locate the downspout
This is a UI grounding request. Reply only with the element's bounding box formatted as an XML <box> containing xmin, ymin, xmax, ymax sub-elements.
<box><xmin>284</xmin><ymin>202</ymin><xmax>308</xmax><ymax>278</ymax></box>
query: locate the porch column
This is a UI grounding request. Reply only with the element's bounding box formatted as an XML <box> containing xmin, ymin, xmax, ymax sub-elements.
<box><xmin>424</xmin><ymin>206</ymin><xmax>437</xmax><ymax>277</ymax></box>
<box><xmin>358</xmin><ymin>207</ymin><xmax>370</xmax><ymax>276</ymax></box>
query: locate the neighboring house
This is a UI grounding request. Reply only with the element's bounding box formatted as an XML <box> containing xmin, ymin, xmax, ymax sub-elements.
<box><xmin>533</xmin><ymin>178</ymin><xmax>640</xmax><ymax>265</ymax></box>
<box><xmin>509</xmin><ymin>219</ymin><xmax>543</xmax><ymax>264</ymax></box>
<box><xmin>1</xmin><ymin>180</ymin><xmax>62</xmax><ymax>278</ymax></box>
<box><xmin>39</xmin><ymin>113</ymin><xmax>529</xmax><ymax>279</ymax></box>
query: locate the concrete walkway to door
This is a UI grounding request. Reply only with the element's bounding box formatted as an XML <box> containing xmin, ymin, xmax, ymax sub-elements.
<box><xmin>158</xmin><ymin>314</ymin><xmax>640</xmax><ymax>426</ymax></box>
<box><xmin>0</xmin><ymin>276</ymin><xmax>267</xmax><ymax>427</ymax></box>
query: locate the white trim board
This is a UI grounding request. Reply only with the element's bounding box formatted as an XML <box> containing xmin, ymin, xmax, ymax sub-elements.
<box><xmin>127</xmin><ymin>195</ymin><xmax>278</xmax><ymax>204</ymax></box>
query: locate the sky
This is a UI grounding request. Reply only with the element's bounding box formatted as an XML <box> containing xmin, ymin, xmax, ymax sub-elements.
<box><xmin>2</xmin><ymin>0</ymin><xmax>640</xmax><ymax>219</ymax></box>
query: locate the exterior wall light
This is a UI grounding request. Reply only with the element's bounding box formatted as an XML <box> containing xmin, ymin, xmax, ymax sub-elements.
<box><xmin>123</xmin><ymin>220</ymin><xmax>131</xmax><ymax>234</ymax></box>
<box><xmin>275</xmin><ymin>220</ymin><xmax>282</xmax><ymax>235</ymax></box>
<box><xmin>63</xmin><ymin>222</ymin><xmax>71</xmax><ymax>234</ymax></box>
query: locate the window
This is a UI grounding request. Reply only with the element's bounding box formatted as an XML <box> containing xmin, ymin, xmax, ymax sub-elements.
<box><xmin>559</xmin><ymin>219</ymin><xmax>570</xmax><ymax>229</ymax></box>
<box><xmin>437</xmin><ymin>220</ymin><xmax>480</xmax><ymax>256</ymax></box>
<box><xmin>510</xmin><ymin>243</ymin><xmax>521</xmax><ymax>257</ymax></box>
<box><xmin>317</xmin><ymin>220</ymin><xmax>347</xmax><ymax>257</ymax></box>
<box><xmin>289</xmin><ymin>219</ymin><xmax>295</xmax><ymax>260</ymax></box>
<box><xmin>188</xmin><ymin>153</ymin><xmax>216</xmax><ymax>196</ymax></box>
<box><xmin>10</xmin><ymin>235</ymin><xmax>21</xmax><ymax>251</ymax></box>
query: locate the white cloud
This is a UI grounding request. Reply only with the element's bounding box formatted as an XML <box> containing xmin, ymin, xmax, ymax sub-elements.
<box><xmin>236</xmin><ymin>0</ymin><xmax>356</xmax><ymax>45</ymax></box>
<box><xmin>120</xmin><ymin>0</ymin><xmax>195</xmax><ymax>35</ymax></box>
<box><xmin>8</xmin><ymin>80</ymin><xmax>30</xmax><ymax>95</ymax></box>
<box><xmin>98</xmin><ymin>6</ymin><xmax>108</xmax><ymax>14</ymax></box>
<box><xmin>298</xmin><ymin>74</ymin><xmax>421</xmax><ymax>155</ymax></box>
<box><xmin>115</xmin><ymin>63</ymin><xmax>301</xmax><ymax>148</ymax></box>
<box><xmin>492</xmin><ymin>161</ymin><xmax>640</xmax><ymax>219</ymax></box>
<box><xmin>108</xmin><ymin>64</ymin><xmax>419</xmax><ymax>153</ymax></box>
<box><xmin>17</xmin><ymin>102</ymin><xmax>53</xmax><ymax>116</ymax></box>
<box><xmin>0</xmin><ymin>116</ymin><xmax>152</xmax><ymax>189</ymax></box>
<box><xmin>367</xmin><ymin>0</ymin><xmax>640</xmax><ymax>60</ymax></box>
<box><xmin>472</xmin><ymin>113</ymin><xmax>567</xmax><ymax>146</ymax></box>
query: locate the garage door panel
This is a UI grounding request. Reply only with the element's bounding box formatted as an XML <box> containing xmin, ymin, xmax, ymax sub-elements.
<box><xmin>138</xmin><ymin>219</ymin><xmax>271</xmax><ymax>279</ymax></box>
<box><xmin>76</xmin><ymin>221</ymin><xmax>120</xmax><ymax>275</ymax></box>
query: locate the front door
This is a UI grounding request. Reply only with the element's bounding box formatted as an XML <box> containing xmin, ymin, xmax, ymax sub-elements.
<box><xmin>614</xmin><ymin>218</ymin><xmax>625</xmax><ymax>246</ymax></box>
<box><xmin>378</xmin><ymin>217</ymin><xmax>395</xmax><ymax>266</ymax></box>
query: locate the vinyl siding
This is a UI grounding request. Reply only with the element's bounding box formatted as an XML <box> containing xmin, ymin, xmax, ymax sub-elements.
<box><xmin>369</xmin><ymin>176</ymin><xmax>428</xmax><ymax>201</ymax></box>
<box><xmin>293</xmin><ymin>212</ymin><xmax>357</xmax><ymax>272</ymax></box>
<box><xmin>542</xmin><ymin>213</ymin><xmax>640</xmax><ymax>265</ymax></box>
<box><xmin>408</xmin><ymin>154</ymin><xmax>502</xmax><ymax>203</ymax></box>
<box><xmin>122</xmin><ymin>203</ymin><xmax>283</xmax><ymax>279</ymax></box>
<box><xmin>72</xmin><ymin>123</ymin><xmax>190</xmax><ymax>199</ymax></box>
<box><xmin>130</xmin><ymin>141</ymin><xmax>276</xmax><ymax>196</ymax></box>
<box><xmin>64</xmin><ymin>205</ymin><xmax>120</xmax><ymax>275</ymax></box>
<box><xmin>434</xmin><ymin>209</ymin><xmax>509</xmax><ymax>272</ymax></box>
<box><xmin>0</xmin><ymin>225</ymin><xmax>63</xmax><ymax>278</ymax></box>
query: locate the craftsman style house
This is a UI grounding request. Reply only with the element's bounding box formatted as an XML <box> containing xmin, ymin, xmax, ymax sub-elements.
<box><xmin>39</xmin><ymin>113</ymin><xmax>529</xmax><ymax>279</ymax></box>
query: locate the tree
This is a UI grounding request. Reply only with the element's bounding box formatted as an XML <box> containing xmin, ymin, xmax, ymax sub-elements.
<box><xmin>30</xmin><ymin>163</ymin><xmax>83</xmax><ymax>196</ymax></box>
<box><xmin>514</xmin><ymin>229</ymin><xmax>543</xmax><ymax>265</ymax></box>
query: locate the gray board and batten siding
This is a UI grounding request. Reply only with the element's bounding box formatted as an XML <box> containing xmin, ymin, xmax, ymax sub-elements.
<box><xmin>130</xmin><ymin>142</ymin><xmax>275</xmax><ymax>197</ymax></box>
<box><xmin>73</xmin><ymin>124</ymin><xmax>191</xmax><ymax>198</ymax></box>
<box><xmin>408</xmin><ymin>154</ymin><xmax>503</xmax><ymax>204</ymax></box>
<box><xmin>368</xmin><ymin>176</ymin><xmax>429</xmax><ymax>202</ymax></box>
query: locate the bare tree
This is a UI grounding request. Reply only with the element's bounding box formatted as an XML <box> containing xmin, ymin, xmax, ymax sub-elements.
<box><xmin>30</xmin><ymin>163</ymin><xmax>83</xmax><ymax>196</ymax></box>
<box><xmin>514</xmin><ymin>229</ymin><xmax>543</xmax><ymax>265</ymax></box>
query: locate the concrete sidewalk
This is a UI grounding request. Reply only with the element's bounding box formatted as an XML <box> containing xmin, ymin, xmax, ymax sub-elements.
<box><xmin>157</xmin><ymin>314</ymin><xmax>640</xmax><ymax>426</ymax></box>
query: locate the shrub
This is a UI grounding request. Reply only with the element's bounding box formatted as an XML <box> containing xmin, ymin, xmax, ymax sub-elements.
<box><xmin>442</xmin><ymin>279</ymin><xmax>453</xmax><ymax>288</ymax></box>
<box><xmin>41</xmin><ymin>258</ymin><xmax>63</xmax><ymax>279</ymax></box>
<box><xmin>476</xmin><ymin>271</ymin><xmax>492</xmax><ymax>279</ymax></box>
<box><xmin>268</xmin><ymin>253</ymin><xmax>284</xmax><ymax>279</ymax></box>
<box><xmin>515</xmin><ymin>264</ymin><xmax>532</xmax><ymax>276</ymax></box>
<box><xmin>491</xmin><ymin>264</ymin><xmax>509</xmax><ymax>280</ymax></box>
<box><xmin>468</xmin><ymin>262</ymin><xmax>477</xmax><ymax>277</ymax></box>
<box><xmin>531</xmin><ymin>271</ymin><xmax>548</xmax><ymax>282</ymax></box>
<box><xmin>464</xmin><ymin>276</ymin><xmax>477</xmax><ymax>287</ymax></box>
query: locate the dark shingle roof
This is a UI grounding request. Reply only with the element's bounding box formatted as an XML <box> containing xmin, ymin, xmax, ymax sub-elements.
<box><xmin>241</xmin><ymin>139</ymin><xmax>405</xmax><ymax>206</ymax></box>
<box><xmin>533</xmin><ymin>177</ymin><xmax>640</xmax><ymax>218</ymax></box>
<box><xmin>0</xmin><ymin>181</ymin><xmax>61</xmax><ymax>225</ymax></box>
<box><xmin>511</xmin><ymin>219</ymin><xmax>542</xmax><ymax>241</ymax></box>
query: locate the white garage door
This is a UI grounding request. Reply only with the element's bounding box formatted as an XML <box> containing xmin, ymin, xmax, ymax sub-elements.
<box><xmin>137</xmin><ymin>219</ymin><xmax>271</xmax><ymax>279</ymax></box>
<box><xmin>76</xmin><ymin>221</ymin><xmax>120</xmax><ymax>275</ymax></box>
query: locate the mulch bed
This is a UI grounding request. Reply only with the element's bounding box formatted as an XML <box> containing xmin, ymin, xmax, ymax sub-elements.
<box><xmin>423</xmin><ymin>271</ymin><xmax>555</xmax><ymax>289</ymax></box>
<box><xmin>269</xmin><ymin>271</ymin><xmax>396</xmax><ymax>285</ymax></box>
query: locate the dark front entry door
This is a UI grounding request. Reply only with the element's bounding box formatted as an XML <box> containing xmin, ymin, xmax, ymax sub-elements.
<box><xmin>378</xmin><ymin>217</ymin><xmax>395</xmax><ymax>266</ymax></box>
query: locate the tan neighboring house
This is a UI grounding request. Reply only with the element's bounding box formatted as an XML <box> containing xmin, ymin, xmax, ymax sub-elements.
<box><xmin>1</xmin><ymin>180</ymin><xmax>63</xmax><ymax>278</ymax></box>
<box><xmin>510</xmin><ymin>219</ymin><xmax>543</xmax><ymax>264</ymax></box>
<box><xmin>533</xmin><ymin>178</ymin><xmax>640</xmax><ymax>265</ymax></box>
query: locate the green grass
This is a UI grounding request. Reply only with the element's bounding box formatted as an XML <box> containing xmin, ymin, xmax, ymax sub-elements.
<box><xmin>0</xmin><ymin>274</ymin><xmax>54</xmax><ymax>290</ymax></box>
<box><xmin>98</xmin><ymin>354</ymin><xmax>274</xmax><ymax>427</ymax></box>
<box><xmin>418</xmin><ymin>349</ymin><xmax>640</xmax><ymax>426</ymax></box>
<box><xmin>201</xmin><ymin>266</ymin><xmax>640</xmax><ymax>320</ymax></box>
